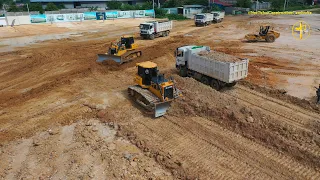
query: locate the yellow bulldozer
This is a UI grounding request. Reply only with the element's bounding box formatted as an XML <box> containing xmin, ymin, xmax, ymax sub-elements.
<box><xmin>97</xmin><ymin>35</ymin><xmax>142</xmax><ymax>64</ymax></box>
<box><xmin>245</xmin><ymin>25</ymin><xmax>280</xmax><ymax>43</ymax></box>
<box><xmin>128</xmin><ymin>61</ymin><xmax>182</xmax><ymax>117</ymax></box>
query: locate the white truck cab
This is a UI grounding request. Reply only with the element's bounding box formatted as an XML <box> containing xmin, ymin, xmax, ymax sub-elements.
<box><xmin>140</xmin><ymin>21</ymin><xmax>172</xmax><ymax>40</ymax></box>
<box><xmin>194</xmin><ymin>13</ymin><xmax>214</xmax><ymax>26</ymax></box>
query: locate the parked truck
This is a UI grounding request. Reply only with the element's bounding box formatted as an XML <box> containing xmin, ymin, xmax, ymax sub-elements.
<box><xmin>212</xmin><ymin>11</ymin><xmax>225</xmax><ymax>23</ymax></box>
<box><xmin>140</xmin><ymin>20</ymin><xmax>173</xmax><ymax>40</ymax></box>
<box><xmin>194</xmin><ymin>13</ymin><xmax>214</xmax><ymax>26</ymax></box>
<box><xmin>175</xmin><ymin>45</ymin><xmax>249</xmax><ymax>90</ymax></box>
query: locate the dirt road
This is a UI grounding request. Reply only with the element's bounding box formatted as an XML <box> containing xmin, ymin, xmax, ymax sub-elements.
<box><xmin>0</xmin><ymin>15</ymin><xmax>319</xmax><ymax>179</ymax></box>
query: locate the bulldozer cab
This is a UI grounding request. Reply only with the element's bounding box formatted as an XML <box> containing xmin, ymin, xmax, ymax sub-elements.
<box><xmin>137</xmin><ymin>61</ymin><xmax>158</xmax><ymax>86</ymax></box>
<box><xmin>121</xmin><ymin>36</ymin><xmax>135</xmax><ymax>49</ymax></box>
<box><xmin>259</xmin><ymin>26</ymin><xmax>270</xmax><ymax>36</ymax></box>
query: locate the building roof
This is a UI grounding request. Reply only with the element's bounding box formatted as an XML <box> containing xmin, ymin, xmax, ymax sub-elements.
<box><xmin>183</xmin><ymin>5</ymin><xmax>203</xmax><ymax>8</ymax></box>
<box><xmin>213</xmin><ymin>0</ymin><xmax>233</xmax><ymax>6</ymax></box>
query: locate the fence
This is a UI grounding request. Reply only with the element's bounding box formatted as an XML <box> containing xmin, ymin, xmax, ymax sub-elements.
<box><xmin>0</xmin><ymin>9</ymin><xmax>155</xmax><ymax>26</ymax></box>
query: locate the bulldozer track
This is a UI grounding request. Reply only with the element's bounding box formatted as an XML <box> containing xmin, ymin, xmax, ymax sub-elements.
<box><xmin>123</xmin><ymin>50</ymin><xmax>142</xmax><ymax>62</ymax></box>
<box><xmin>223</xmin><ymin>89</ymin><xmax>312</xmax><ymax>132</ymax></box>
<box><xmin>128</xmin><ymin>85</ymin><xmax>160</xmax><ymax>104</ymax></box>
<box><xmin>235</xmin><ymin>85</ymin><xmax>320</xmax><ymax>120</ymax></box>
<box><xmin>135</xmin><ymin>115</ymin><xmax>320</xmax><ymax>179</ymax></box>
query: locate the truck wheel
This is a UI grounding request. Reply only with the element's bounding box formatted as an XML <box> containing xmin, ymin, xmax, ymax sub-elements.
<box><xmin>166</xmin><ymin>31</ymin><xmax>170</xmax><ymax>36</ymax></box>
<box><xmin>226</xmin><ymin>82</ymin><xmax>237</xmax><ymax>87</ymax></box>
<box><xmin>179</xmin><ymin>66</ymin><xmax>187</xmax><ymax>77</ymax></box>
<box><xmin>149</xmin><ymin>34</ymin><xmax>155</xmax><ymax>40</ymax></box>
<box><xmin>266</xmin><ymin>34</ymin><xmax>275</xmax><ymax>42</ymax></box>
<box><xmin>201</xmin><ymin>76</ymin><xmax>210</xmax><ymax>85</ymax></box>
<box><xmin>210</xmin><ymin>79</ymin><xmax>221</xmax><ymax>91</ymax></box>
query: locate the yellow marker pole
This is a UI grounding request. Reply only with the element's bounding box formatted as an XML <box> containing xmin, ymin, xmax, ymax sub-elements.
<box><xmin>299</xmin><ymin>21</ymin><xmax>303</xmax><ymax>40</ymax></box>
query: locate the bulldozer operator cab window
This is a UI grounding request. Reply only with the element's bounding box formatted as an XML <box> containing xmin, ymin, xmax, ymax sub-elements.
<box><xmin>138</xmin><ymin>66</ymin><xmax>157</xmax><ymax>85</ymax></box>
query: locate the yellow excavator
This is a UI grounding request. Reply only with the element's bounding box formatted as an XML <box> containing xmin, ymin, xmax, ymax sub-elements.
<box><xmin>245</xmin><ymin>25</ymin><xmax>280</xmax><ymax>43</ymax></box>
<box><xmin>97</xmin><ymin>35</ymin><xmax>142</xmax><ymax>64</ymax></box>
<box><xmin>128</xmin><ymin>61</ymin><xmax>182</xmax><ymax>117</ymax></box>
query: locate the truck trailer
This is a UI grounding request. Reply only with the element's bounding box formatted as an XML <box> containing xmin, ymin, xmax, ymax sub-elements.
<box><xmin>140</xmin><ymin>20</ymin><xmax>173</xmax><ymax>40</ymax></box>
<box><xmin>212</xmin><ymin>11</ymin><xmax>225</xmax><ymax>23</ymax></box>
<box><xmin>175</xmin><ymin>45</ymin><xmax>249</xmax><ymax>90</ymax></box>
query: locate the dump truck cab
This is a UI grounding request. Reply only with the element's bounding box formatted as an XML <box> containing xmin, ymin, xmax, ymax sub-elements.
<box><xmin>175</xmin><ymin>45</ymin><xmax>210</xmax><ymax>68</ymax></box>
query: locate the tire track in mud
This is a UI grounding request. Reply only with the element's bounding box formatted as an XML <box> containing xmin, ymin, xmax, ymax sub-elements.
<box><xmin>235</xmin><ymin>85</ymin><xmax>320</xmax><ymax>120</ymax></box>
<box><xmin>133</xmin><ymin>115</ymin><xmax>320</xmax><ymax>179</ymax></box>
<box><xmin>165</xmin><ymin>117</ymin><xmax>320</xmax><ymax>180</ymax></box>
<box><xmin>224</xmin><ymin>88</ymin><xmax>316</xmax><ymax>133</ymax></box>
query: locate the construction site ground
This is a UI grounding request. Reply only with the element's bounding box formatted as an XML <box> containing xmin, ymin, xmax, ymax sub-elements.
<box><xmin>0</xmin><ymin>14</ymin><xmax>319</xmax><ymax>179</ymax></box>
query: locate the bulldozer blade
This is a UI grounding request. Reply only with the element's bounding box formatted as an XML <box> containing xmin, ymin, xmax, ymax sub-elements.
<box><xmin>154</xmin><ymin>102</ymin><xmax>171</xmax><ymax>118</ymax></box>
<box><xmin>96</xmin><ymin>54</ymin><xmax>122</xmax><ymax>63</ymax></box>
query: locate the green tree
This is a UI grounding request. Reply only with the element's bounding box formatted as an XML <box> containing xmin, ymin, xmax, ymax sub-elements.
<box><xmin>106</xmin><ymin>0</ymin><xmax>122</xmax><ymax>9</ymax></box>
<box><xmin>236</xmin><ymin>0</ymin><xmax>252</xmax><ymax>8</ymax></box>
<box><xmin>57</xmin><ymin>4</ymin><xmax>65</xmax><ymax>9</ymax></box>
<box><xmin>269</xmin><ymin>0</ymin><xmax>285</xmax><ymax>10</ymax></box>
<box><xmin>185</xmin><ymin>0</ymin><xmax>208</xmax><ymax>6</ymax></box>
<box><xmin>45</xmin><ymin>2</ymin><xmax>59</xmax><ymax>11</ymax></box>
<box><xmin>29</xmin><ymin>3</ymin><xmax>44</xmax><ymax>14</ymax></box>
<box><xmin>8</xmin><ymin>2</ymin><xmax>19</xmax><ymax>12</ymax></box>
<box><xmin>162</xmin><ymin>0</ymin><xmax>183</xmax><ymax>8</ymax></box>
<box><xmin>141</xmin><ymin>1</ymin><xmax>152</xmax><ymax>9</ymax></box>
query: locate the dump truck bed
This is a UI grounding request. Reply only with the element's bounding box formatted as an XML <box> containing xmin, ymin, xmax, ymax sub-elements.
<box><xmin>188</xmin><ymin>50</ymin><xmax>249</xmax><ymax>83</ymax></box>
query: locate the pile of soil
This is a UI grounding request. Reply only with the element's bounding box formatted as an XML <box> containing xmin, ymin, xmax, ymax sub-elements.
<box><xmin>198</xmin><ymin>50</ymin><xmax>242</xmax><ymax>63</ymax></box>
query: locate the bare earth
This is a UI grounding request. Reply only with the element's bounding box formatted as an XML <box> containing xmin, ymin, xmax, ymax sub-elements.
<box><xmin>0</xmin><ymin>15</ymin><xmax>319</xmax><ymax>179</ymax></box>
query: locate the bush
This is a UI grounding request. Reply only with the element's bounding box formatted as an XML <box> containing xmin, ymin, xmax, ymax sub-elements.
<box><xmin>166</xmin><ymin>14</ymin><xmax>188</xmax><ymax>20</ymax></box>
<box><xmin>106</xmin><ymin>0</ymin><xmax>122</xmax><ymax>10</ymax></box>
<box><xmin>45</xmin><ymin>2</ymin><xmax>59</xmax><ymax>11</ymax></box>
<box><xmin>155</xmin><ymin>7</ymin><xmax>167</xmax><ymax>18</ymax></box>
<box><xmin>236</xmin><ymin>0</ymin><xmax>252</xmax><ymax>8</ymax></box>
<box><xmin>202</xmin><ymin>5</ymin><xmax>221</xmax><ymax>13</ymax></box>
<box><xmin>89</xmin><ymin>6</ymin><xmax>98</xmax><ymax>11</ymax></box>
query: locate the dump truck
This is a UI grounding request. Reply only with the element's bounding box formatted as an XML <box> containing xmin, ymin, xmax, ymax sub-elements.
<box><xmin>140</xmin><ymin>20</ymin><xmax>172</xmax><ymax>40</ymax></box>
<box><xmin>194</xmin><ymin>13</ymin><xmax>214</xmax><ymax>26</ymax></box>
<box><xmin>128</xmin><ymin>61</ymin><xmax>182</xmax><ymax>117</ymax></box>
<box><xmin>175</xmin><ymin>45</ymin><xmax>249</xmax><ymax>90</ymax></box>
<box><xmin>212</xmin><ymin>11</ymin><xmax>225</xmax><ymax>23</ymax></box>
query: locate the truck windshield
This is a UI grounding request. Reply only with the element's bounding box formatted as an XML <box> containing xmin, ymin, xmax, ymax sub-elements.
<box><xmin>140</xmin><ymin>24</ymin><xmax>151</xmax><ymax>30</ymax></box>
<box><xmin>213</xmin><ymin>13</ymin><xmax>219</xmax><ymax>17</ymax></box>
<box><xmin>195</xmin><ymin>15</ymin><xmax>204</xmax><ymax>19</ymax></box>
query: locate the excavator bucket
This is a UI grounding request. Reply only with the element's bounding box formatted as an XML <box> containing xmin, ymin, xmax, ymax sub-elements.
<box><xmin>96</xmin><ymin>54</ymin><xmax>122</xmax><ymax>63</ymax></box>
<box><xmin>154</xmin><ymin>101</ymin><xmax>171</xmax><ymax>118</ymax></box>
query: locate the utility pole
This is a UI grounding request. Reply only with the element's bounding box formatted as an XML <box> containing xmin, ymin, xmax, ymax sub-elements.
<box><xmin>256</xmin><ymin>0</ymin><xmax>258</xmax><ymax>12</ymax></box>
<box><xmin>283</xmin><ymin>0</ymin><xmax>287</xmax><ymax>11</ymax></box>
<box><xmin>153</xmin><ymin>0</ymin><xmax>155</xmax><ymax>18</ymax></box>
<box><xmin>26</xmin><ymin>3</ymin><xmax>29</xmax><ymax>14</ymax></box>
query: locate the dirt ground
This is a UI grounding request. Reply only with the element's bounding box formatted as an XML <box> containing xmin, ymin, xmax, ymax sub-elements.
<box><xmin>0</xmin><ymin>15</ymin><xmax>320</xmax><ymax>179</ymax></box>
